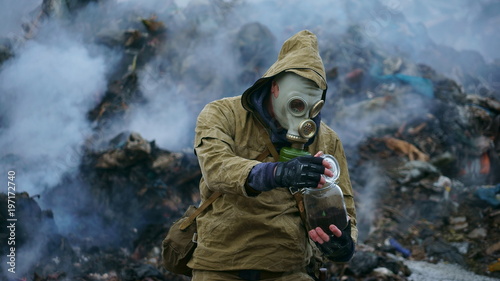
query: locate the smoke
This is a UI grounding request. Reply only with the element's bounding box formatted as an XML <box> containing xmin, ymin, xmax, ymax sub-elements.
<box><xmin>0</xmin><ymin>0</ymin><xmax>40</xmax><ymax>37</ymax></box>
<box><xmin>125</xmin><ymin>30</ymin><xmax>243</xmax><ymax>150</ymax></box>
<box><xmin>117</xmin><ymin>0</ymin><xmax>499</xmax><ymax>153</ymax></box>
<box><xmin>397</xmin><ymin>0</ymin><xmax>500</xmax><ymax>63</ymax></box>
<box><xmin>0</xmin><ymin>21</ymin><xmax>108</xmax><ymax>195</ymax></box>
<box><xmin>1</xmin><ymin>0</ymin><xmax>496</xmax><ymax>193</ymax></box>
<box><xmin>128</xmin><ymin>78</ymin><xmax>195</xmax><ymax>151</ymax></box>
<box><xmin>355</xmin><ymin>162</ymin><xmax>390</xmax><ymax>242</ymax></box>
<box><xmin>0</xmin><ymin>1</ymin><xmax>498</xmax><ymax>277</ymax></box>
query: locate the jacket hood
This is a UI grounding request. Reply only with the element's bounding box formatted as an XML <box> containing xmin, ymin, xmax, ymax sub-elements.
<box><xmin>242</xmin><ymin>30</ymin><xmax>327</xmax><ymax>112</ymax></box>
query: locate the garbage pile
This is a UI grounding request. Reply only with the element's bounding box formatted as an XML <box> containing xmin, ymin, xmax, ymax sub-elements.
<box><xmin>0</xmin><ymin>0</ymin><xmax>499</xmax><ymax>281</ymax></box>
<box><xmin>319</xmin><ymin>22</ymin><xmax>500</xmax><ymax>280</ymax></box>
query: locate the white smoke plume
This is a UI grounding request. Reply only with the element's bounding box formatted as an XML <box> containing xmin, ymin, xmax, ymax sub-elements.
<box><xmin>0</xmin><ymin>0</ymin><xmax>40</xmax><ymax>37</ymax></box>
<box><xmin>0</xmin><ymin>22</ymin><xmax>108</xmax><ymax>195</ymax></box>
<box><xmin>0</xmin><ymin>0</ymin><xmax>497</xmax><ymax>194</ymax></box>
<box><xmin>354</xmin><ymin>162</ymin><xmax>390</xmax><ymax>242</ymax></box>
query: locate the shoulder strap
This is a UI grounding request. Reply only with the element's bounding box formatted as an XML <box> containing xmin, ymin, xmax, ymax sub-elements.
<box><xmin>179</xmin><ymin>140</ymin><xmax>275</xmax><ymax>230</ymax></box>
<box><xmin>179</xmin><ymin>191</ymin><xmax>222</xmax><ymax>230</ymax></box>
<box><xmin>262</xmin><ymin>134</ymin><xmax>280</xmax><ymax>161</ymax></box>
<box><xmin>257</xmin><ymin>121</ymin><xmax>280</xmax><ymax>162</ymax></box>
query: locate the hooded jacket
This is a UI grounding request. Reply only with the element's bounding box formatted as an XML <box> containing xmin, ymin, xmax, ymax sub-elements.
<box><xmin>189</xmin><ymin>30</ymin><xmax>357</xmax><ymax>272</ymax></box>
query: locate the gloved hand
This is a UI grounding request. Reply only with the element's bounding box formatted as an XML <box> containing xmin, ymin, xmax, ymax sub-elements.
<box><xmin>274</xmin><ymin>155</ymin><xmax>325</xmax><ymax>188</ymax></box>
<box><xmin>314</xmin><ymin>220</ymin><xmax>355</xmax><ymax>262</ymax></box>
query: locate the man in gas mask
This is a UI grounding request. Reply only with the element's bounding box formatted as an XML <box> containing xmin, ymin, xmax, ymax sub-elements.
<box><xmin>190</xmin><ymin>30</ymin><xmax>357</xmax><ymax>281</ymax></box>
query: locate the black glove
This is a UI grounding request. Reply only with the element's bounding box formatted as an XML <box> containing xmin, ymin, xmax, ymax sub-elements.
<box><xmin>315</xmin><ymin>220</ymin><xmax>355</xmax><ymax>262</ymax></box>
<box><xmin>274</xmin><ymin>155</ymin><xmax>325</xmax><ymax>188</ymax></box>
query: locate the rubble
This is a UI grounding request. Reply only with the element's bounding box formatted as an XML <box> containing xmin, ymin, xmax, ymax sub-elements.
<box><xmin>0</xmin><ymin>0</ymin><xmax>499</xmax><ymax>281</ymax></box>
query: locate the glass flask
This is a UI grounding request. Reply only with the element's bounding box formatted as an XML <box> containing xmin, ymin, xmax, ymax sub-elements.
<box><xmin>302</xmin><ymin>154</ymin><xmax>349</xmax><ymax>231</ymax></box>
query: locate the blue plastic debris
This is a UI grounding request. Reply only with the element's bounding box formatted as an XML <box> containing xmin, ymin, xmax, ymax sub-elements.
<box><xmin>389</xmin><ymin>237</ymin><xmax>411</xmax><ymax>258</ymax></box>
<box><xmin>475</xmin><ymin>184</ymin><xmax>500</xmax><ymax>208</ymax></box>
<box><xmin>370</xmin><ymin>64</ymin><xmax>434</xmax><ymax>98</ymax></box>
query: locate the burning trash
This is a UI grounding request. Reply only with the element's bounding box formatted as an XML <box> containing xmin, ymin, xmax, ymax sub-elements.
<box><xmin>0</xmin><ymin>0</ymin><xmax>499</xmax><ymax>281</ymax></box>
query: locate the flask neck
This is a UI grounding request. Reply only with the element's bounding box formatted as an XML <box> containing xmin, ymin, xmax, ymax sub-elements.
<box><xmin>304</xmin><ymin>183</ymin><xmax>335</xmax><ymax>194</ymax></box>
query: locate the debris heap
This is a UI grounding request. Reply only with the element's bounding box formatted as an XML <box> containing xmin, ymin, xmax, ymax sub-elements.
<box><xmin>0</xmin><ymin>1</ymin><xmax>499</xmax><ymax>281</ymax></box>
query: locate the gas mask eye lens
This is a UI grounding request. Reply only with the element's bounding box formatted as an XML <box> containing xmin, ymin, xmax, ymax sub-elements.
<box><xmin>288</xmin><ymin>98</ymin><xmax>306</xmax><ymax>116</ymax></box>
<box><xmin>309</xmin><ymin>100</ymin><xmax>324</xmax><ymax>118</ymax></box>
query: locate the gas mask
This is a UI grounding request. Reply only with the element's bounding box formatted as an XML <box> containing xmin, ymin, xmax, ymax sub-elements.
<box><xmin>271</xmin><ymin>72</ymin><xmax>324</xmax><ymax>149</ymax></box>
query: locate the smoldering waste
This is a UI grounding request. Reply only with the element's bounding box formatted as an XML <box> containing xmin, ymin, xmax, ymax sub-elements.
<box><xmin>0</xmin><ymin>0</ymin><xmax>500</xmax><ymax>281</ymax></box>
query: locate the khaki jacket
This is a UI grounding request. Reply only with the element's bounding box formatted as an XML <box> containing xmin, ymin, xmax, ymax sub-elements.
<box><xmin>189</xmin><ymin>30</ymin><xmax>357</xmax><ymax>272</ymax></box>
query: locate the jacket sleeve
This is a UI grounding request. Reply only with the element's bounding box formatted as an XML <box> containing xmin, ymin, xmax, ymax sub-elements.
<box><xmin>194</xmin><ymin>100</ymin><xmax>261</xmax><ymax>196</ymax></box>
